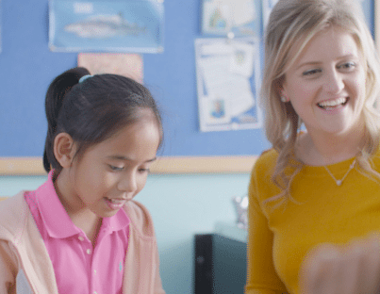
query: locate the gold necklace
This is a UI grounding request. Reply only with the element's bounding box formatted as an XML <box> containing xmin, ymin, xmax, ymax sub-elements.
<box><xmin>323</xmin><ymin>159</ymin><xmax>356</xmax><ymax>186</ymax></box>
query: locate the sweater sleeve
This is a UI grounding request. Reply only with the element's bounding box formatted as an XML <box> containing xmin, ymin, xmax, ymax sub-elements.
<box><xmin>123</xmin><ymin>201</ymin><xmax>166</xmax><ymax>294</ymax></box>
<box><xmin>153</xmin><ymin>239</ymin><xmax>165</xmax><ymax>294</ymax></box>
<box><xmin>245</xmin><ymin>165</ymin><xmax>288</xmax><ymax>294</ymax></box>
<box><xmin>0</xmin><ymin>240</ymin><xmax>18</xmax><ymax>293</ymax></box>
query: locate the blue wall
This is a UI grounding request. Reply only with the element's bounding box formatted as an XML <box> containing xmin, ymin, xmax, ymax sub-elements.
<box><xmin>0</xmin><ymin>0</ymin><xmax>271</xmax><ymax>158</ymax></box>
<box><xmin>0</xmin><ymin>0</ymin><xmax>373</xmax><ymax>158</ymax></box>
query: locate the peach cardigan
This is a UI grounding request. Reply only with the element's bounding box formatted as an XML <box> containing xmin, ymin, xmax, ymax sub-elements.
<box><xmin>0</xmin><ymin>192</ymin><xmax>165</xmax><ymax>294</ymax></box>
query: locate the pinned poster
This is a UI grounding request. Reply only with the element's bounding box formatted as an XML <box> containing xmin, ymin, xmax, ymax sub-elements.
<box><xmin>195</xmin><ymin>37</ymin><xmax>262</xmax><ymax>132</ymax></box>
<box><xmin>49</xmin><ymin>0</ymin><xmax>164</xmax><ymax>53</ymax></box>
<box><xmin>201</xmin><ymin>0</ymin><xmax>261</xmax><ymax>37</ymax></box>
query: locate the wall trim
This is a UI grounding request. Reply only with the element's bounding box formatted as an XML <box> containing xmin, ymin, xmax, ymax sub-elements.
<box><xmin>0</xmin><ymin>156</ymin><xmax>257</xmax><ymax>175</ymax></box>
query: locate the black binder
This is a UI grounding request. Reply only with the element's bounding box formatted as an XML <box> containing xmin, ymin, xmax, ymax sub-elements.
<box><xmin>194</xmin><ymin>234</ymin><xmax>247</xmax><ymax>294</ymax></box>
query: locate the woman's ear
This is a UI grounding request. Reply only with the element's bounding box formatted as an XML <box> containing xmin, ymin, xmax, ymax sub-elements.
<box><xmin>276</xmin><ymin>79</ymin><xmax>288</xmax><ymax>102</ymax></box>
<box><xmin>53</xmin><ymin>133</ymin><xmax>76</xmax><ymax>168</ymax></box>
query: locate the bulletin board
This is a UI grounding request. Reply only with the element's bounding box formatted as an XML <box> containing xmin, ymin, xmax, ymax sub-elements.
<box><xmin>0</xmin><ymin>0</ymin><xmax>374</xmax><ymax>175</ymax></box>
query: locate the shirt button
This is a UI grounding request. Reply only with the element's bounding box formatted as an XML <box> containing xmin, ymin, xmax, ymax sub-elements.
<box><xmin>86</xmin><ymin>249</ymin><xmax>91</xmax><ymax>254</ymax></box>
<box><xmin>94</xmin><ymin>270</ymin><xmax>97</xmax><ymax>275</ymax></box>
<box><xmin>78</xmin><ymin>236</ymin><xmax>84</xmax><ymax>241</ymax></box>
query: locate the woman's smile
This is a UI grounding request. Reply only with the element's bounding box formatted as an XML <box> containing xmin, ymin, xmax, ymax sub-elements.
<box><xmin>317</xmin><ymin>97</ymin><xmax>349</xmax><ymax>110</ymax></box>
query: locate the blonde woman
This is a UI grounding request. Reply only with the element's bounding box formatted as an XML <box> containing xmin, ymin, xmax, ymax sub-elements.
<box><xmin>246</xmin><ymin>0</ymin><xmax>380</xmax><ymax>293</ymax></box>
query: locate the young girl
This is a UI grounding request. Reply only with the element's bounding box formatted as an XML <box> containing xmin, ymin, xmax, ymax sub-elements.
<box><xmin>0</xmin><ymin>67</ymin><xmax>166</xmax><ymax>294</ymax></box>
<box><xmin>246</xmin><ymin>0</ymin><xmax>380</xmax><ymax>293</ymax></box>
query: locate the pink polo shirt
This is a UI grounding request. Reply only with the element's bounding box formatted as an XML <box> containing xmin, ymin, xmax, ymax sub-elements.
<box><xmin>24</xmin><ymin>171</ymin><xmax>130</xmax><ymax>294</ymax></box>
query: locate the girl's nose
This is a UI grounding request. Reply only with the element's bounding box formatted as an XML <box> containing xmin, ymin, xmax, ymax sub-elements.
<box><xmin>117</xmin><ymin>172</ymin><xmax>138</xmax><ymax>194</ymax></box>
<box><xmin>324</xmin><ymin>69</ymin><xmax>344</xmax><ymax>93</ymax></box>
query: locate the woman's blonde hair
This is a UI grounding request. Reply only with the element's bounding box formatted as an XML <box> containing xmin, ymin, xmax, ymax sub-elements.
<box><xmin>262</xmin><ymin>0</ymin><xmax>380</xmax><ymax>205</ymax></box>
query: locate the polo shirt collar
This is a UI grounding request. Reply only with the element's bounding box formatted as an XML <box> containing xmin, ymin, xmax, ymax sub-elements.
<box><xmin>35</xmin><ymin>170</ymin><xmax>130</xmax><ymax>239</ymax></box>
<box><xmin>102</xmin><ymin>207</ymin><xmax>130</xmax><ymax>233</ymax></box>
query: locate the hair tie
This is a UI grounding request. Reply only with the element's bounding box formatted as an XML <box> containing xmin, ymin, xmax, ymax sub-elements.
<box><xmin>79</xmin><ymin>74</ymin><xmax>93</xmax><ymax>84</ymax></box>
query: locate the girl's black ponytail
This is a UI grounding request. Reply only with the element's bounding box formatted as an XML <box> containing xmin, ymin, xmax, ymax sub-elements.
<box><xmin>43</xmin><ymin>67</ymin><xmax>90</xmax><ymax>172</ymax></box>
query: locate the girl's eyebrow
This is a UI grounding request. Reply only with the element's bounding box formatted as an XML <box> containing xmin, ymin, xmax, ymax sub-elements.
<box><xmin>107</xmin><ymin>155</ymin><xmax>157</xmax><ymax>163</ymax></box>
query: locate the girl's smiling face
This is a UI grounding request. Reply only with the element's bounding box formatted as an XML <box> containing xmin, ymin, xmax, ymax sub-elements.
<box><xmin>281</xmin><ymin>27</ymin><xmax>367</xmax><ymax>137</ymax></box>
<box><xmin>56</xmin><ymin>116</ymin><xmax>161</xmax><ymax>219</ymax></box>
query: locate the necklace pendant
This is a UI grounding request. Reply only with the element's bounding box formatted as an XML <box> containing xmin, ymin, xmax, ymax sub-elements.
<box><xmin>323</xmin><ymin>158</ymin><xmax>356</xmax><ymax>187</ymax></box>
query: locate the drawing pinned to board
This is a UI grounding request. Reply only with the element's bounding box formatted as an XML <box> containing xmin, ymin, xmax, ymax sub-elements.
<box><xmin>78</xmin><ymin>53</ymin><xmax>143</xmax><ymax>83</ymax></box>
<box><xmin>49</xmin><ymin>0</ymin><xmax>164</xmax><ymax>53</ymax></box>
<box><xmin>65</xmin><ymin>13</ymin><xmax>146</xmax><ymax>39</ymax></box>
<box><xmin>201</xmin><ymin>0</ymin><xmax>260</xmax><ymax>37</ymax></box>
<box><xmin>195</xmin><ymin>38</ymin><xmax>262</xmax><ymax>132</ymax></box>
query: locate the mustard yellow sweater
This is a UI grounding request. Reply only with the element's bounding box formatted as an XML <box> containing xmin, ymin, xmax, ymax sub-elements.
<box><xmin>246</xmin><ymin>148</ymin><xmax>380</xmax><ymax>294</ymax></box>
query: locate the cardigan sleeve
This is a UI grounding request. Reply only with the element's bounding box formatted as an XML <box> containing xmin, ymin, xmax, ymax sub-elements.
<box><xmin>123</xmin><ymin>201</ymin><xmax>166</xmax><ymax>294</ymax></box>
<box><xmin>153</xmin><ymin>238</ymin><xmax>165</xmax><ymax>294</ymax></box>
<box><xmin>245</xmin><ymin>165</ymin><xmax>288</xmax><ymax>294</ymax></box>
<box><xmin>0</xmin><ymin>240</ymin><xmax>18</xmax><ymax>294</ymax></box>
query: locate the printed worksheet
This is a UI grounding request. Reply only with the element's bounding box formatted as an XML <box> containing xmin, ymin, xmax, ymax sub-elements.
<box><xmin>195</xmin><ymin>38</ymin><xmax>262</xmax><ymax>132</ymax></box>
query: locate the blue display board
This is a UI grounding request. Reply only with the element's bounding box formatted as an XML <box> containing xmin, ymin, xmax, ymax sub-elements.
<box><xmin>0</xmin><ymin>0</ymin><xmax>374</xmax><ymax>158</ymax></box>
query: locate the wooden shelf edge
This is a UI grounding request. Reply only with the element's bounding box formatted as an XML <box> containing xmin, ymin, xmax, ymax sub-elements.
<box><xmin>0</xmin><ymin>156</ymin><xmax>258</xmax><ymax>176</ymax></box>
<box><xmin>151</xmin><ymin>156</ymin><xmax>257</xmax><ymax>174</ymax></box>
<box><xmin>0</xmin><ymin>157</ymin><xmax>46</xmax><ymax>176</ymax></box>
